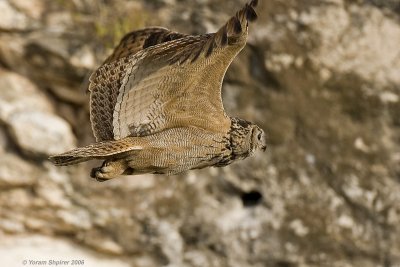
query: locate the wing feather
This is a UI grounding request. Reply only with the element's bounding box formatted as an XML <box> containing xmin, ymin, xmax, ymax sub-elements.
<box><xmin>89</xmin><ymin>0</ymin><xmax>259</xmax><ymax>141</ymax></box>
<box><xmin>89</xmin><ymin>28</ymin><xmax>188</xmax><ymax>141</ymax></box>
<box><xmin>103</xmin><ymin>27</ymin><xmax>188</xmax><ymax>64</ymax></box>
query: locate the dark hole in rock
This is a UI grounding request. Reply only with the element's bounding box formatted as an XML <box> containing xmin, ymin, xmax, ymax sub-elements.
<box><xmin>274</xmin><ymin>260</ymin><xmax>296</xmax><ymax>267</ymax></box>
<box><xmin>241</xmin><ymin>190</ymin><xmax>262</xmax><ymax>207</ymax></box>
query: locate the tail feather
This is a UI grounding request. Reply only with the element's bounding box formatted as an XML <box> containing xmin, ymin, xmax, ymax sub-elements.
<box><xmin>49</xmin><ymin>138</ymin><xmax>142</xmax><ymax>166</ymax></box>
<box><xmin>49</xmin><ymin>154</ymin><xmax>91</xmax><ymax>166</ymax></box>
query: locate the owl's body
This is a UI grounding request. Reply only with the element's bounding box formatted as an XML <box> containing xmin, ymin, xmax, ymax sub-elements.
<box><xmin>67</xmin><ymin>127</ymin><xmax>228</xmax><ymax>178</ymax></box>
<box><xmin>121</xmin><ymin>128</ymin><xmax>227</xmax><ymax>176</ymax></box>
<box><xmin>50</xmin><ymin>0</ymin><xmax>266</xmax><ymax>181</ymax></box>
<box><xmin>52</xmin><ymin>117</ymin><xmax>262</xmax><ymax>179</ymax></box>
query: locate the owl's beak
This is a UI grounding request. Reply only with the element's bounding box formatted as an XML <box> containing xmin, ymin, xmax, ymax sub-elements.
<box><xmin>261</xmin><ymin>145</ymin><xmax>267</xmax><ymax>152</ymax></box>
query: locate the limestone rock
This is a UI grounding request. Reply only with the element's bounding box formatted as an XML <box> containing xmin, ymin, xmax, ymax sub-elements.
<box><xmin>35</xmin><ymin>182</ymin><xmax>72</xmax><ymax>209</ymax></box>
<box><xmin>0</xmin><ymin>69</ymin><xmax>52</xmax><ymax>121</ymax></box>
<box><xmin>56</xmin><ymin>209</ymin><xmax>92</xmax><ymax>231</ymax></box>
<box><xmin>8</xmin><ymin>111</ymin><xmax>76</xmax><ymax>157</ymax></box>
<box><xmin>0</xmin><ymin>219</ymin><xmax>25</xmax><ymax>234</ymax></box>
<box><xmin>0</xmin><ymin>153</ymin><xmax>36</xmax><ymax>188</ymax></box>
<box><xmin>0</xmin><ymin>126</ymin><xmax>7</xmax><ymax>152</ymax></box>
<box><xmin>305</xmin><ymin>2</ymin><xmax>400</xmax><ymax>86</ymax></box>
<box><xmin>0</xmin><ymin>69</ymin><xmax>76</xmax><ymax>157</ymax></box>
<box><xmin>0</xmin><ymin>1</ymin><xmax>399</xmax><ymax>267</ymax></box>
<box><xmin>8</xmin><ymin>0</ymin><xmax>45</xmax><ymax>20</ymax></box>
<box><xmin>0</xmin><ymin>33</ymin><xmax>91</xmax><ymax>104</ymax></box>
<box><xmin>0</xmin><ymin>0</ymin><xmax>37</xmax><ymax>31</ymax></box>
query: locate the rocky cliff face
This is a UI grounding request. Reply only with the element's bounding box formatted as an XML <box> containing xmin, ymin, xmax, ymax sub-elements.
<box><xmin>0</xmin><ymin>0</ymin><xmax>399</xmax><ymax>266</ymax></box>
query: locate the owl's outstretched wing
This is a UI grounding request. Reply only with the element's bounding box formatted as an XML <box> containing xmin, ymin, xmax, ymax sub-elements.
<box><xmin>90</xmin><ymin>0</ymin><xmax>258</xmax><ymax>141</ymax></box>
<box><xmin>89</xmin><ymin>27</ymin><xmax>189</xmax><ymax>141</ymax></box>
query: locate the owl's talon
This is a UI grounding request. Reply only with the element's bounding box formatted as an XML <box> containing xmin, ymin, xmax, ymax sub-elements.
<box><xmin>90</xmin><ymin>167</ymin><xmax>101</xmax><ymax>178</ymax></box>
<box><xmin>90</xmin><ymin>166</ymin><xmax>112</xmax><ymax>182</ymax></box>
<box><xmin>101</xmin><ymin>165</ymin><xmax>114</xmax><ymax>173</ymax></box>
<box><xmin>90</xmin><ymin>160</ymin><xmax>127</xmax><ymax>182</ymax></box>
<box><xmin>95</xmin><ymin>176</ymin><xmax>108</xmax><ymax>182</ymax></box>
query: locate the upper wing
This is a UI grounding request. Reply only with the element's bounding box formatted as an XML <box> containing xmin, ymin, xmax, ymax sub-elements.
<box><xmin>89</xmin><ymin>27</ymin><xmax>189</xmax><ymax>141</ymax></box>
<box><xmin>103</xmin><ymin>27</ymin><xmax>189</xmax><ymax>64</ymax></box>
<box><xmin>90</xmin><ymin>0</ymin><xmax>259</xmax><ymax>141</ymax></box>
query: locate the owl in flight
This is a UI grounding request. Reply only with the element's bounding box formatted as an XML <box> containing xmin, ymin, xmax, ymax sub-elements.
<box><xmin>50</xmin><ymin>0</ymin><xmax>266</xmax><ymax>181</ymax></box>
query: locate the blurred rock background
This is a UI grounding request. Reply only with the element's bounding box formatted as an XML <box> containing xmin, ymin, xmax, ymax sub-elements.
<box><xmin>0</xmin><ymin>0</ymin><xmax>399</xmax><ymax>266</ymax></box>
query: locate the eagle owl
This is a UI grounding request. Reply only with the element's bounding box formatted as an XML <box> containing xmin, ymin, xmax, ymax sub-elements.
<box><xmin>50</xmin><ymin>0</ymin><xmax>266</xmax><ymax>181</ymax></box>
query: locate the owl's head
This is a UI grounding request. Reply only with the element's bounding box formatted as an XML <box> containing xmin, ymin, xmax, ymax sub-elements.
<box><xmin>251</xmin><ymin>125</ymin><xmax>267</xmax><ymax>153</ymax></box>
<box><xmin>229</xmin><ymin>118</ymin><xmax>267</xmax><ymax>160</ymax></box>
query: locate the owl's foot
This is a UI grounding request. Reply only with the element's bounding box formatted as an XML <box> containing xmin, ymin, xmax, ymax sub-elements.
<box><xmin>90</xmin><ymin>159</ymin><xmax>128</xmax><ymax>182</ymax></box>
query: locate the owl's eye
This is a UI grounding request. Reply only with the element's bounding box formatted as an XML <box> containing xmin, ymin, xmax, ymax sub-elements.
<box><xmin>257</xmin><ymin>132</ymin><xmax>262</xmax><ymax>140</ymax></box>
